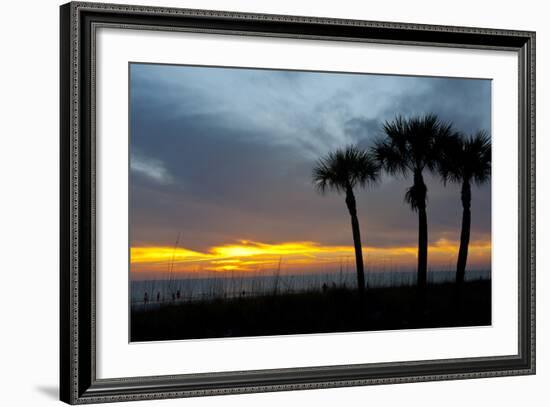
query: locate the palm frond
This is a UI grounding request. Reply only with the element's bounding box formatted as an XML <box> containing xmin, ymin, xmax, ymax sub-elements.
<box><xmin>312</xmin><ymin>159</ymin><xmax>334</xmax><ymax>194</ymax></box>
<box><xmin>436</xmin><ymin>131</ymin><xmax>465</xmax><ymax>185</ymax></box>
<box><xmin>312</xmin><ymin>145</ymin><xmax>380</xmax><ymax>195</ymax></box>
<box><xmin>467</xmin><ymin>130</ymin><xmax>491</xmax><ymax>185</ymax></box>
<box><xmin>372</xmin><ymin>137</ymin><xmax>409</xmax><ymax>176</ymax></box>
<box><xmin>437</xmin><ymin>129</ymin><xmax>491</xmax><ymax>186</ymax></box>
<box><xmin>404</xmin><ymin>182</ymin><xmax>427</xmax><ymax>212</ymax></box>
<box><xmin>375</xmin><ymin>113</ymin><xmax>454</xmax><ymax>177</ymax></box>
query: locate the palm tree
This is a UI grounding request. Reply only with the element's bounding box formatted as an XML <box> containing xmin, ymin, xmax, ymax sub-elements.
<box><xmin>438</xmin><ymin>130</ymin><xmax>491</xmax><ymax>288</ymax></box>
<box><xmin>312</xmin><ymin>146</ymin><xmax>379</xmax><ymax>299</ymax></box>
<box><xmin>373</xmin><ymin>114</ymin><xmax>453</xmax><ymax>292</ymax></box>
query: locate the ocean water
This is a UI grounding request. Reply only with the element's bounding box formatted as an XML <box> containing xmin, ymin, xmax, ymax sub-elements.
<box><xmin>130</xmin><ymin>269</ymin><xmax>491</xmax><ymax>307</ymax></box>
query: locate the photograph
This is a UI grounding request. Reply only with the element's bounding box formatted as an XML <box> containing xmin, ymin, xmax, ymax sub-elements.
<box><xmin>129</xmin><ymin>63</ymin><xmax>492</xmax><ymax>342</ymax></box>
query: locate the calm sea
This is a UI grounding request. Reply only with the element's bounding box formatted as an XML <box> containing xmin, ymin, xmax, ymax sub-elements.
<box><xmin>130</xmin><ymin>269</ymin><xmax>491</xmax><ymax>307</ymax></box>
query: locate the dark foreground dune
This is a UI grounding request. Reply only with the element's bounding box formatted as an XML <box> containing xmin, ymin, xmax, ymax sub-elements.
<box><xmin>130</xmin><ymin>280</ymin><xmax>491</xmax><ymax>342</ymax></box>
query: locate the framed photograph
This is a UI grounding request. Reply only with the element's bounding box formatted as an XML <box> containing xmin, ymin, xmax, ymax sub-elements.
<box><xmin>60</xmin><ymin>1</ymin><xmax>535</xmax><ymax>404</ymax></box>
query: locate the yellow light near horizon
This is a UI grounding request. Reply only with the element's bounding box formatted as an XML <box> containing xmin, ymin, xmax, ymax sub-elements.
<box><xmin>130</xmin><ymin>246</ymin><xmax>210</xmax><ymax>263</ymax></box>
<box><xmin>211</xmin><ymin>245</ymin><xmax>265</xmax><ymax>258</ymax></box>
<box><xmin>215</xmin><ymin>265</ymin><xmax>240</xmax><ymax>271</ymax></box>
<box><xmin>130</xmin><ymin>238</ymin><xmax>492</xmax><ymax>276</ymax></box>
<box><xmin>210</xmin><ymin>240</ymin><xmax>352</xmax><ymax>258</ymax></box>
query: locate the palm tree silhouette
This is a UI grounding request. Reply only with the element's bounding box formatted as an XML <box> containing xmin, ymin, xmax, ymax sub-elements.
<box><xmin>438</xmin><ymin>130</ymin><xmax>491</xmax><ymax>288</ymax></box>
<box><xmin>312</xmin><ymin>146</ymin><xmax>379</xmax><ymax>299</ymax></box>
<box><xmin>373</xmin><ymin>114</ymin><xmax>453</xmax><ymax>293</ymax></box>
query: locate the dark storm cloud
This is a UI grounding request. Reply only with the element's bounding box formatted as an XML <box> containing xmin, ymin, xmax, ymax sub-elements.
<box><xmin>129</xmin><ymin>64</ymin><xmax>491</xmax><ymax>253</ymax></box>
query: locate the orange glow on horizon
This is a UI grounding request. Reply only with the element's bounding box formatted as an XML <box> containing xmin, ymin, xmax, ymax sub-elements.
<box><xmin>130</xmin><ymin>238</ymin><xmax>491</xmax><ymax>276</ymax></box>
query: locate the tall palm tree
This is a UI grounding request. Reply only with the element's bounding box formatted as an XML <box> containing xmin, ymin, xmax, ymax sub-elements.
<box><xmin>373</xmin><ymin>114</ymin><xmax>453</xmax><ymax>292</ymax></box>
<box><xmin>312</xmin><ymin>146</ymin><xmax>379</xmax><ymax>299</ymax></box>
<box><xmin>438</xmin><ymin>130</ymin><xmax>491</xmax><ymax>288</ymax></box>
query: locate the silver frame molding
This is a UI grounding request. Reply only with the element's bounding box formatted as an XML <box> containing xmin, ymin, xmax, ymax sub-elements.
<box><xmin>60</xmin><ymin>1</ymin><xmax>535</xmax><ymax>404</ymax></box>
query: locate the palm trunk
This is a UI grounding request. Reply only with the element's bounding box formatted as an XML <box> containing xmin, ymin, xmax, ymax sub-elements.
<box><xmin>345</xmin><ymin>186</ymin><xmax>366</xmax><ymax>299</ymax></box>
<box><xmin>414</xmin><ymin>170</ymin><xmax>428</xmax><ymax>290</ymax></box>
<box><xmin>456</xmin><ymin>179</ymin><xmax>471</xmax><ymax>287</ymax></box>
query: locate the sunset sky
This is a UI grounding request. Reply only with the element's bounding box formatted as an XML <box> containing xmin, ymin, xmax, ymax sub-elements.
<box><xmin>129</xmin><ymin>63</ymin><xmax>492</xmax><ymax>279</ymax></box>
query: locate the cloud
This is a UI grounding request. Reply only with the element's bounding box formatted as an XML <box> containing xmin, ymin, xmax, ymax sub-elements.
<box><xmin>130</xmin><ymin>153</ymin><xmax>173</xmax><ymax>184</ymax></box>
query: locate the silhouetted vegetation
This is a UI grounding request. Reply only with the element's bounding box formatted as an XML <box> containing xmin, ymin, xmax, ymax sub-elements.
<box><xmin>131</xmin><ymin>280</ymin><xmax>491</xmax><ymax>341</ymax></box>
<box><xmin>312</xmin><ymin>146</ymin><xmax>379</xmax><ymax>300</ymax></box>
<box><xmin>438</xmin><ymin>131</ymin><xmax>491</xmax><ymax>293</ymax></box>
<box><xmin>373</xmin><ymin>114</ymin><xmax>454</xmax><ymax>298</ymax></box>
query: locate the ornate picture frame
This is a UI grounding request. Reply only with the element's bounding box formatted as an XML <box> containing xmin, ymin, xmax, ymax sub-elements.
<box><xmin>60</xmin><ymin>2</ymin><xmax>535</xmax><ymax>404</ymax></box>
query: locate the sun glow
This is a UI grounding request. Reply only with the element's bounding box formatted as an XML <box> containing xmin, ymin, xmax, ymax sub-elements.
<box><xmin>130</xmin><ymin>238</ymin><xmax>491</xmax><ymax>277</ymax></box>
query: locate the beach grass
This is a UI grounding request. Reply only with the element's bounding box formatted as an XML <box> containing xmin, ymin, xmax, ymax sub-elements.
<box><xmin>130</xmin><ymin>279</ymin><xmax>491</xmax><ymax>341</ymax></box>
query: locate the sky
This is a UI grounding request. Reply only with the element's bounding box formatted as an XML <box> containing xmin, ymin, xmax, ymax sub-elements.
<box><xmin>129</xmin><ymin>63</ymin><xmax>492</xmax><ymax>279</ymax></box>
